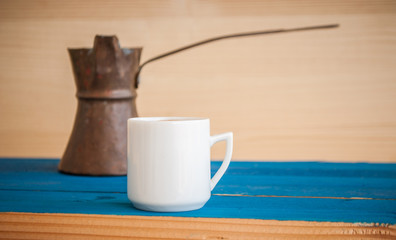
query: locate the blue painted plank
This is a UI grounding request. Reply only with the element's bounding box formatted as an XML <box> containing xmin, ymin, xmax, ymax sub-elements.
<box><xmin>0</xmin><ymin>190</ymin><xmax>395</xmax><ymax>224</ymax></box>
<box><xmin>0</xmin><ymin>158</ymin><xmax>395</xmax><ymax>223</ymax></box>
<box><xmin>0</xmin><ymin>158</ymin><xmax>395</xmax><ymax>199</ymax></box>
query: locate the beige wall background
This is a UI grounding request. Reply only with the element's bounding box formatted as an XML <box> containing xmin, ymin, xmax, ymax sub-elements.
<box><xmin>0</xmin><ymin>0</ymin><xmax>395</xmax><ymax>162</ymax></box>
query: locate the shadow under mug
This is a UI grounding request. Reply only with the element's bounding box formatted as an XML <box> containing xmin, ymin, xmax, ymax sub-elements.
<box><xmin>127</xmin><ymin>117</ymin><xmax>233</xmax><ymax>212</ymax></box>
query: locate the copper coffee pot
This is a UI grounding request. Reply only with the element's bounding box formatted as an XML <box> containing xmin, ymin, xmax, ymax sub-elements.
<box><xmin>59</xmin><ymin>24</ymin><xmax>338</xmax><ymax>175</ymax></box>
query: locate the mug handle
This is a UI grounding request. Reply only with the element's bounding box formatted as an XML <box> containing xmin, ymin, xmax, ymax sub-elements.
<box><xmin>210</xmin><ymin>132</ymin><xmax>233</xmax><ymax>191</ymax></box>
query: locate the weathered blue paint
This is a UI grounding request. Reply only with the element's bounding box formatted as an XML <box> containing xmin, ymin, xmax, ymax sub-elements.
<box><xmin>0</xmin><ymin>158</ymin><xmax>395</xmax><ymax>223</ymax></box>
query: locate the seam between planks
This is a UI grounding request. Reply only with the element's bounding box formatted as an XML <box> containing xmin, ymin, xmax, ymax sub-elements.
<box><xmin>213</xmin><ymin>193</ymin><xmax>396</xmax><ymax>201</ymax></box>
<box><xmin>1</xmin><ymin>188</ymin><xmax>395</xmax><ymax>201</ymax></box>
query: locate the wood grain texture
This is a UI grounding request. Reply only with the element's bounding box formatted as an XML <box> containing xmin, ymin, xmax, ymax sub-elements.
<box><xmin>1</xmin><ymin>158</ymin><xmax>395</xmax><ymax>200</ymax></box>
<box><xmin>0</xmin><ymin>212</ymin><xmax>395</xmax><ymax>240</ymax></box>
<box><xmin>1</xmin><ymin>159</ymin><xmax>395</xmax><ymax>238</ymax></box>
<box><xmin>0</xmin><ymin>1</ymin><xmax>395</xmax><ymax>162</ymax></box>
<box><xmin>1</xmin><ymin>159</ymin><xmax>395</xmax><ymax>224</ymax></box>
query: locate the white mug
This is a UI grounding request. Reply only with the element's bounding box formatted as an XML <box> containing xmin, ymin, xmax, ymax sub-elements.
<box><xmin>127</xmin><ymin>117</ymin><xmax>233</xmax><ymax>212</ymax></box>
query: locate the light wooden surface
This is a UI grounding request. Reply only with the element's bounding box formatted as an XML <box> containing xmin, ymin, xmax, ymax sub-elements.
<box><xmin>1</xmin><ymin>213</ymin><xmax>395</xmax><ymax>240</ymax></box>
<box><xmin>0</xmin><ymin>0</ymin><xmax>395</xmax><ymax>162</ymax></box>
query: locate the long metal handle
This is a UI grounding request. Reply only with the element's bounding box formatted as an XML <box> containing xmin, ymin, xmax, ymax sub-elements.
<box><xmin>135</xmin><ymin>24</ymin><xmax>339</xmax><ymax>87</ymax></box>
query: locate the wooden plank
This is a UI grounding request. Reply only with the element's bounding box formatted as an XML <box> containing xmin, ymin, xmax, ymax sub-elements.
<box><xmin>1</xmin><ymin>0</ymin><xmax>395</xmax><ymax>19</ymax></box>
<box><xmin>1</xmin><ymin>159</ymin><xmax>395</xmax><ymax>200</ymax></box>
<box><xmin>0</xmin><ymin>1</ymin><xmax>396</xmax><ymax>162</ymax></box>
<box><xmin>0</xmin><ymin>188</ymin><xmax>395</xmax><ymax>224</ymax></box>
<box><xmin>1</xmin><ymin>159</ymin><xmax>395</xmax><ymax>223</ymax></box>
<box><xmin>0</xmin><ymin>212</ymin><xmax>395</xmax><ymax>240</ymax></box>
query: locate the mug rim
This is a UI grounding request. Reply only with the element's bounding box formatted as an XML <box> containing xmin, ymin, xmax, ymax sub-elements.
<box><xmin>128</xmin><ymin>117</ymin><xmax>209</xmax><ymax>123</ymax></box>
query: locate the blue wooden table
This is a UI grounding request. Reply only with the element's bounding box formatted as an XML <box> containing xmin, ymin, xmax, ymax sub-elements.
<box><xmin>0</xmin><ymin>158</ymin><xmax>395</xmax><ymax>239</ymax></box>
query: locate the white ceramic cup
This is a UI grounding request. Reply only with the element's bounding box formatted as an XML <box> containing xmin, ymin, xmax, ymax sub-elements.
<box><xmin>127</xmin><ymin>117</ymin><xmax>233</xmax><ymax>212</ymax></box>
